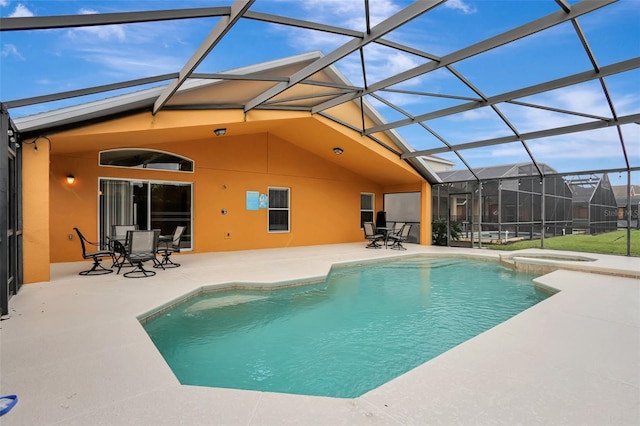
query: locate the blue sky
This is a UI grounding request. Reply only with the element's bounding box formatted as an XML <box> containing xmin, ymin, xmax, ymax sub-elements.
<box><xmin>1</xmin><ymin>0</ymin><xmax>639</xmax><ymax>184</ymax></box>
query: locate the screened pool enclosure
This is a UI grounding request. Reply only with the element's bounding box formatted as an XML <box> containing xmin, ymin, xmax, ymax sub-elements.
<box><xmin>1</xmin><ymin>0</ymin><xmax>639</xmax><ymax>313</ymax></box>
<box><xmin>433</xmin><ymin>164</ymin><xmax>637</xmax><ymax>254</ymax></box>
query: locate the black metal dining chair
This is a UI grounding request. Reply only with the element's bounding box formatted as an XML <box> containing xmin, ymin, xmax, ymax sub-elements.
<box><xmin>363</xmin><ymin>222</ymin><xmax>384</xmax><ymax>249</ymax></box>
<box><xmin>155</xmin><ymin>225</ymin><xmax>186</xmax><ymax>268</ymax></box>
<box><xmin>108</xmin><ymin>225</ymin><xmax>137</xmax><ymax>268</ymax></box>
<box><xmin>118</xmin><ymin>230</ymin><xmax>161</xmax><ymax>278</ymax></box>
<box><xmin>73</xmin><ymin>227</ymin><xmax>115</xmax><ymax>275</ymax></box>
<box><xmin>387</xmin><ymin>224</ymin><xmax>412</xmax><ymax>250</ymax></box>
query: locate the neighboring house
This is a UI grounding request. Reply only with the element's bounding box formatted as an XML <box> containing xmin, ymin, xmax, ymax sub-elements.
<box><xmin>567</xmin><ymin>174</ymin><xmax>618</xmax><ymax>234</ymax></box>
<box><xmin>434</xmin><ymin>163</ymin><xmax>623</xmax><ymax>238</ymax></box>
<box><xmin>6</xmin><ymin>53</ymin><xmax>440</xmax><ymax>285</ymax></box>
<box><xmin>422</xmin><ymin>155</ymin><xmax>455</xmax><ymax>174</ymax></box>
<box><xmin>612</xmin><ymin>185</ymin><xmax>640</xmax><ymax>229</ymax></box>
<box><xmin>434</xmin><ymin>162</ymin><xmax>573</xmax><ymax>241</ymax></box>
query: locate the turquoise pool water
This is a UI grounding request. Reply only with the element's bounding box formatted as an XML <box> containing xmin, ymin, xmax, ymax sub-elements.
<box><xmin>143</xmin><ymin>257</ymin><xmax>550</xmax><ymax>398</ymax></box>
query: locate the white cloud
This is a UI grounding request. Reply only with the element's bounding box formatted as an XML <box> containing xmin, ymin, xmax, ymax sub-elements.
<box><xmin>9</xmin><ymin>3</ymin><xmax>33</xmax><ymax>17</ymax></box>
<box><xmin>75</xmin><ymin>46</ymin><xmax>183</xmax><ymax>77</ymax></box>
<box><xmin>374</xmin><ymin>91</ymin><xmax>422</xmax><ymax>110</ymax></box>
<box><xmin>442</xmin><ymin>0</ymin><xmax>477</xmax><ymax>15</ymax></box>
<box><xmin>68</xmin><ymin>25</ymin><xmax>127</xmax><ymax>42</ymax></box>
<box><xmin>455</xmin><ymin>107</ymin><xmax>496</xmax><ymax>122</ymax></box>
<box><xmin>545</xmin><ymin>86</ymin><xmax>612</xmax><ymax>117</ymax></box>
<box><xmin>430</xmin><ymin>80</ymin><xmax>638</xmax><ymax>173</ymax></box>
<box><xmin>0</xmin><ymin>0</ymin><xmax>9</xmax><ymax>7</ymax></box>
<box><xmin>367</xmin><ymin>46</ymin><xmax>421</xmax><ymax>75</ymax></box>
<box><xmin>66</xmin><ymin>9</ymin><xmax>126</xmax><ymax>42</ymax></box>
<box><xmin>283</xmin><ymin>24</ymin><xmax>426</xmax><ymax>92</ymax></box>
<box><xmin>276</xmin><ymin>0</ymin><xmax>457</xmax><ymax>100</ymax></box>
<box><xmin>459</xmin><ymin>126</ymin><xmax>632</xmax><ymax>177</ymax></box>
<box><xmin>496</xmin><ymin>85</ymin><xmax>633</xmax><ymax>138</ymax></box>
<box><xmin>1</xmin><ymin>43</ymin><xmax>24</xmax><ymax>60</ymax></box>
<box><xmin>283</xmin><ymin>25</ymin><xmax>346</xmax><ymax>53</ymax></box>
<box><xmin>296</xmin><ymin>0</ymin><xmax>400</xmax><ymax>30</ymax></box>
<box><xmin>341</xmin><ymin>44</ymin><xmax>424</xmax><ymax>87</ymax></box>
<box><xmin>50</xmin><ymin>10</ymin><xmax>200</xmax><ymax>83</ymax></box>
<box><xmin>35</xmin><ymin>78</ymin><xmax>54</xmax><ymax>86</ymax></box>
<box><xmin>448</xmin><ymin>85</ymin><xmax>630</xmax><ymax>141</ymax></box>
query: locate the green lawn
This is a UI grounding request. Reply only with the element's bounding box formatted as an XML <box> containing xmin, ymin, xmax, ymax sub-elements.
<box><xmin>484</xmin><ymin>229</ymin><xmax>640</xmax><ymax>257</ymax></box>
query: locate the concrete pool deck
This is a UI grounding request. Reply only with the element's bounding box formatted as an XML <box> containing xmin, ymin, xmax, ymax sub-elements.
<box><xmin>1</xmin><ymin>244</ymin><xmax>638</xmax><ymax>425</ymax></box>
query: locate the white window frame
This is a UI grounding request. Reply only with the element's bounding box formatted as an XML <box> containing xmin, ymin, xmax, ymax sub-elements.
<box><xmin>360</xmin><ymin>192</ymin><xmax>375</xmax><ymax>229</ymax></box>
<box><xmin>268</xmin><ymin>187</ymin><xmax>290</xmax><ymax>233</ymax></box>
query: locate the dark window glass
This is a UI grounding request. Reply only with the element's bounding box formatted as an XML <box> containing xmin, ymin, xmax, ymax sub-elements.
<box><xmin>269</xmin><ymin>188</ymin><xmax>289</xmax><ymax>208</ymax></box>
<box><xmin>269</xmin><ymin>211</ymin><xmax>289</xmax><ymax>231</ymax></box>
<box><xmin>151</xmin><ymin>183</ymin><xmax>191</xmax><ymax>248</ymax></box>
<box><xmin>361</xmin><ymin>211</ymin><xmax>374</xmax><ymax>227</ymax></box>
<box><xmin>360</xmin><ymin>193</ymin><xmax>373</xmax><ymax>210</ymax></box>
<box><xmin>100</xmin><ymin>149</ymin><xmax>193</xmax><ymax>172</ymax></box>
<box><xmin>99</xmin><ymin>179</ymin><xmax>192</xmax><ymax>250</ymax></box>
<box><xmin>268</xmin><ymin>188</ymin><xmax>289</xmax><ymax>232</ymax></box>
<box><xmin>360</xmin><ymin>193</ymin><xmax>374</xmax><ymax>228</ymax></box>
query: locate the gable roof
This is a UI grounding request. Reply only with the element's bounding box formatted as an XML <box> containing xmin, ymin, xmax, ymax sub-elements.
<box><xmin>612</xmin><ymin>185</ymin><xmax>640</xmax><ymax>197</ymax></box>
<box><xmin>14</xmin><ymin>51</ymin><xmax>444</xmax><ymax>183</ymax></box>
<box><xmin>567</xmin><ymin>174</ymin><xmax>616</xmax><ymax>203</ymax></box>
<box><xmin>13</xmin><ymin>52</ymin><xmax>324</xmax><ymax>135</ymax></box>
<box><xmin>438</xmin><ymin>162</ymin><xmax>559</xmax><ymax>182</ymax></box>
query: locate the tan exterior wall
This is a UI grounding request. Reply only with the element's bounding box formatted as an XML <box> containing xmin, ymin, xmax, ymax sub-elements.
<box><xmin>421</xmin><ymin>181</ymin><xmax>432</xmax><ymax>245</ymax></box>
<box><xmin>23</xmin><ymin>138</ymin><xmax>50</xmax><ymax>283</ymax></box>
<box><xmin>48</xmin><ymin>132</ymin><xmax>393</xmax><ymax>268</ymax></box>
<box><xmin>22</xmin><ymin>106</ymin><xmax>432</xmax><ymax>284</ymax></box>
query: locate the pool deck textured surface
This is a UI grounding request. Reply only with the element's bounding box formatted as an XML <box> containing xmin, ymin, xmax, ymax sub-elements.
<box><xmin>1</xmin><ymin>244</ymin><xmax>638</xmax><ymax>425</ymax></box>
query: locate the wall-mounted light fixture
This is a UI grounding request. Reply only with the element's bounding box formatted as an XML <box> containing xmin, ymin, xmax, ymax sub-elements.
<box><xmin>214</xmin><ymin>128</ymin><xmax>227</xmax><ymax>137</ymax></box>
<box><xmin>333</xmin><ymin>147</ymin><xmax>344</xmax><ymax>155</ymax></box>
<box><xmin>66</xmin><ymin>175</ymin><xmax>75</xmax><ymax>184</ymax></box>
<box><xmin>8</xmin><ymin>129</ymin><xmax>17</xmax><ymax>146</ymax></box>
<box><xmin>23</xmin><ymin>135</ymin><xmax>50</xmax><ymax>151</ymax></box>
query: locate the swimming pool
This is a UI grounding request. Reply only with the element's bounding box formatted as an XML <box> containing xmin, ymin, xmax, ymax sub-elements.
<box><xmin>142</xmin><ymin>257</ymin><xmax>551</xmax><ymax>398</ymax></box>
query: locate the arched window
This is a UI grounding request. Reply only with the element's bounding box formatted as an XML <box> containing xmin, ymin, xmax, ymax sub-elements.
<box><xmin>99</xmin><ymin>149</ymin><xmax>193</xmax><ymax>172</ymax></box>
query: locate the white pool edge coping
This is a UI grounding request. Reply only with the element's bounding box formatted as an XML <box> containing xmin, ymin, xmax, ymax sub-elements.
<box><xmin>1</xmin><ymin>243</ymin><xmax>638</xmax><ymax>425</ymax></box>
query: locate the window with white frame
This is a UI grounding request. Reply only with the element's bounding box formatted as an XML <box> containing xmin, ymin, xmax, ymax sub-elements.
<box><xmin>360</xmin><ymin>193</ymin><xmax>374</xmax><ymax>228</ymax></box>
<box><xmin>268</xmin><ymin>187</ymin><xmax>290</xmax><ymax>232</ymax></box>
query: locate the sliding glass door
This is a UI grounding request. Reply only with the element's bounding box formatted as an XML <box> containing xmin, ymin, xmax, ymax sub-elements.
<box><xmin>150</xmin><ymin>182</ymin><xmax>191</xmax><ymax>241</ymax></box>
<box><xmin>99</xmin><ymin>178</ymin><xmax>192</xmax><ymax>249</ymax></box>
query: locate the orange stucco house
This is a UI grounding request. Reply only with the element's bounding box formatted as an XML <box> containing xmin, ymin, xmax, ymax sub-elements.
<box><xmin>13</xmin><ymin>53</ymin><xmax>441</xmax><ymax>285</ymax></box>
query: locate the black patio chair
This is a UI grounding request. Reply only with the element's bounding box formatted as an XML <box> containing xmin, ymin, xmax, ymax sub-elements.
<box><xmin>111</xmin><ymin>224</ymin><xmax>138</xmax><ymax>242</ymax></box>
<box><xmin>118</xmin><ymin>230</ymin><xmax>160</xmax><ymax>278</ymax></box>
<box><xmin>391</xmin><ymin>221</ymin><xmax>405</xmax><ymax>235</ymax></box>
<box><xmin>363</xmin><ymin>222</ymin><xmax>384</xmax><ymax>249</ymax></box>
<box><xmin>107</xmin><ymin>225</ymin><xmax>137</xmax><ymax>268</ymax></box>
<box><xmin>110</xmin><ymin>239</ymin><xmax>131</xmax><ymax>271</ymax></box>
<box><xmin>387</xmin><ymin>224</ymin><xmax>412</xmax><ymax>250</ymax></box>
<box><xmin>384</xmin><ymin>221</ymin><xmax>405</xmax><ymax>248</ymax></box>
<box><xmin>73</xmin><ymin>227</ymin><xmax>115</xmax><ymax>275</ymax></box>
<box><xmin>155</xmin><ymin>225</ymin><xmax>186</xmax><ymax>268</ymax></box>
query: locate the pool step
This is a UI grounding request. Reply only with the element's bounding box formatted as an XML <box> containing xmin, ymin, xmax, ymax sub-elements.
<box><xmin>185</xmin><ymin>295</ymin><xmax>267</xmax><ymax>313</ymax></box>
<box><xmin>499</xmin><ymin>256</ymin><xmax>516</xmax><ymax>270</ymax></box>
